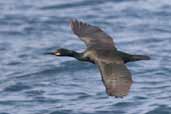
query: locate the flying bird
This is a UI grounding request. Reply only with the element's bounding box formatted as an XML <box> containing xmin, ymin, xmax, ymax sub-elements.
<box><xmin>49</xmin><ymin>20</ymin><xmax>150</xmax><ymax>97</ymax></box>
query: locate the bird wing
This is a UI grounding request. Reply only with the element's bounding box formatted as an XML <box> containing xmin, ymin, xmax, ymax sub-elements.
<box><xmin>70</xmin><ymin>20</ymin><xmax>132</xmax><ymax>97</ymax></box>
<box><xmin>96</xmin><ymin>60</ymin><xmax>132</xmax><ymax>97</ymax></box>
<box><xmin>70</xmin><ymin>20</ymin><xmax>116</xmax><ymax>50</ymax></box>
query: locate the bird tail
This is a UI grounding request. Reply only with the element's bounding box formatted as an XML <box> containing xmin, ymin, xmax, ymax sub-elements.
<box><xmin>131</xmin><ymin>55</ymin><xmax>150</xmax><ymax>61</ymax></box>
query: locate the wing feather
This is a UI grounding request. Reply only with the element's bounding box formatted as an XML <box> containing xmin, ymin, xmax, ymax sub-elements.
<box><xmin>97</xmin><ymin>61</ymin><xmax>132</xmax><ymax>97</ymax></box>
<box><xmin>70</xmin><ymin>20</ymin><xmax>116</xmax><ymax>49</ymax></box>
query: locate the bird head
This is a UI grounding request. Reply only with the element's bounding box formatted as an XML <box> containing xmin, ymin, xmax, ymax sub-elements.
<box><xmin>48</xmin><ymin>48</ymin><xmax>71</xmax><ymax>56</ymax></box>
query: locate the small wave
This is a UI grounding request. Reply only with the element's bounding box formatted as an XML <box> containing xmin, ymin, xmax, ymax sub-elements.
<box><xmin>3</xmin><ymin>82</ymin><xmax>31</xmax><ymax>92</ymax></box>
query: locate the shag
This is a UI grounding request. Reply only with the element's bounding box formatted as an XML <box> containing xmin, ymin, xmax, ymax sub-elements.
<box><xmin>49</xmin><ymin>20</ymin><xmax>150</xmax><ymax>97</ymax></box>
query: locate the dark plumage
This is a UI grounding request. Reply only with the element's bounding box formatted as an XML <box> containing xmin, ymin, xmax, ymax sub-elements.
<box><xmin>50</xmin><ymin>20</ymin><xmax>150</xmax><ymax>97</ymax></box>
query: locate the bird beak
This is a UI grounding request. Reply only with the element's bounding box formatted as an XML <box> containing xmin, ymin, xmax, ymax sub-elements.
<box><xmin>45</xmin><ymin>52</ymin><xmax>55</xmax><ymax>55</ymax></box>
<box><xmin>44</xmin><ymin>52</ymin><xmax>54</xmax><ymax>55</ymax></box>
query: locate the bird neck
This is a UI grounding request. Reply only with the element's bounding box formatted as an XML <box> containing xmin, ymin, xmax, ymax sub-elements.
<box><xmin>63</xmin><ymin>49</ymin><xmax>87</xmax><ymax>61</ymax></box>
<box><xmin>69</xmin><ymin>50</ymin><xmax>82</xmax><ymax>59</ymax></box>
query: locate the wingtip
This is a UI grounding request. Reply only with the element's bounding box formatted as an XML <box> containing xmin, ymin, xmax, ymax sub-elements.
<box><xmin>69</xmin><ymin>19</ymin><xmax>81</xmax><ymax>29</ymax></box>
<box><xmin>108</xmin><ymin>94</ymin><xmax>126</xmax><ymax>98</ymax></box>
<box><xmin>69</xmin><ymin>19</ymin><xmax>85</xmax><ymax>27</ymax></box>
<box><xmin>69</xmin><ymin>19</ymin><xmax>75</xmax><ymax>28</ymax></box>
<box><xmin>114</xmin><ymin>96</ymin><xmax>124</xmax><ymax>98</ymax></box>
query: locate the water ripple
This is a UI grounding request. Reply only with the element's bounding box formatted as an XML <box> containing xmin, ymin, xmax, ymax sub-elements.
<box><xmin>0</xmin><ymin>0</ymin><xmax>171</xmax><ymax>114</ymax></box>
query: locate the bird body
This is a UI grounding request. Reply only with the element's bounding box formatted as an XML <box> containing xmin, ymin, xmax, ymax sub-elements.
<box><xmin>50</xmin><ymin>20</ymin><xmax>150</xmax><ymax>97</ymax></box>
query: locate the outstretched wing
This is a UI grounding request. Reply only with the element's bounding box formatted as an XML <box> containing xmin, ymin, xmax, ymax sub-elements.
<box><xmin>97</xmin><ymin>61</ymin><xmax>132</xmax><ymax>97</ymax></box>
<box><xmin>70</xmin><ymin>20</ymin><xmax>116</xmax><ymax>49</ymax></box>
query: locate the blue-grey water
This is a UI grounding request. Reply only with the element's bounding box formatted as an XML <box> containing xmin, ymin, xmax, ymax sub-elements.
<box><xmin>0</xmin><ymin>0</ymin><xmax>171</xmax><ymax>114</ymax></box>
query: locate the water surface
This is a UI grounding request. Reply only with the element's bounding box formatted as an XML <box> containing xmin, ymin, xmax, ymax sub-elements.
<box><xmin>0</xmin><ymin>0</ymin><xmax>171</xmax><ymax>114</ymax></box>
